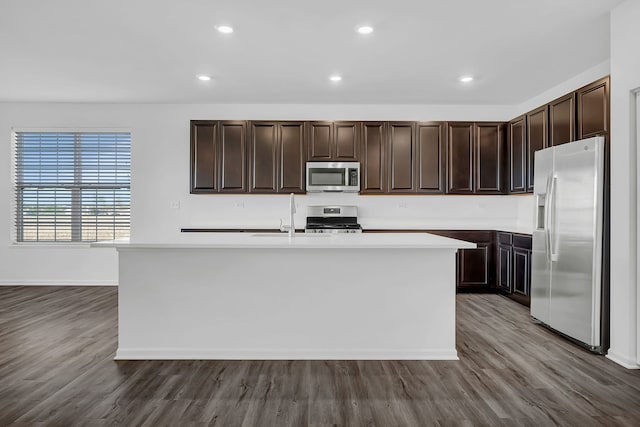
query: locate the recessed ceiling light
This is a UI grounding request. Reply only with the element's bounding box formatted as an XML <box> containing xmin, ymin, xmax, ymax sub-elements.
<box><xmin>216</xmin><ymin>25</ymin><xmax>234</xmax><ymax>34</ymax></box>
<box><xmin>197</xmin><ymin>75</ymin><xmax>212</xmax><ymax>81</ymax></box>
<box><xmin>459</xmin><ymin>75</ymin><xmax>474</xmax><ymax>83</ymax></box>
<box><xmin>329</xmin><ymin>75</ymin><xmax>342</xmax><ymax>82</ymax></box>
<box><xmin>357</xmin><ymin>26</ymin><xmax>374</xmax><ymax>35</ymax></box>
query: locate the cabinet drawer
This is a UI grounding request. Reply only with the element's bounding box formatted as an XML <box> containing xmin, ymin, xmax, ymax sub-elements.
<box><xmin>512</xmin><ymin>234</ymin><xmax>532</xmax><ymax>250</ymax></box>
<box><xmin>497</xmin><ymin>232</ymin><xmax>512</xmax><ymax>245</ymax></box>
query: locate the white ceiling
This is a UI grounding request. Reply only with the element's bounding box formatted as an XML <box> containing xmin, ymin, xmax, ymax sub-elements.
<box><xmin>0</xmin><ymin>0</ymin><xmax>623</xmax><ymax>104</ymax></box>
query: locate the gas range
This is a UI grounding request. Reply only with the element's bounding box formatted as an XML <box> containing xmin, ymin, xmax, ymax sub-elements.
<box><xmin>305</xmin><ymin>206</ymin><xmax>362</xmax><ymax>234</ymax></box>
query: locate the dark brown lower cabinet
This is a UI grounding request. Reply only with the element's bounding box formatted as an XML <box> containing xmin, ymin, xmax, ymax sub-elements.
<box><xmin>496</xmin><ymin>232</ymin><xmax>532</xmax><ymax>306</ymax></box>
<box><xmin>367</xmin><ymin>229</ymin><xmax>530</xmax><ymax>299</ymax></box>
<box><xmin>427</xmin><ymin>230</ymin><xmax>495</xmax><ymax>292</ymax></box>
<box><xmin>498</xmin><ymin>244</ymin><xmax>513</xmax><ymax>293</ymax></box>
<box><xmin>512</xmin><ymin>247</ymin><xmax>531</xmax><ymax>305</ymax></box>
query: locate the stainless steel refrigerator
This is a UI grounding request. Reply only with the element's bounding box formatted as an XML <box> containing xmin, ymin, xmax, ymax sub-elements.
<box><xmin>531</xmin><ymin>136</ymin><xmax>607</xmax><ymax>353</ymax></box>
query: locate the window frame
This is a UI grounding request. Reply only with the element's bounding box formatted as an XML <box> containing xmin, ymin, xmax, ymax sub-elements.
<box><xmin>11</xmin><ymin>128</ymin><xmax>132</xmax><ymax>245</ymax></box>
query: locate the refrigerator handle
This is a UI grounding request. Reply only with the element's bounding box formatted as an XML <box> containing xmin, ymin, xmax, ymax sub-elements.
<box><xmin>544</xmin><ymin>174</ymin><xmax>552</xmax><ymax>261</ymax></box>
<box><xmin>548</xmin><ymin>175</ymin><xmax>559</xmax><ymax>262</ymax></box>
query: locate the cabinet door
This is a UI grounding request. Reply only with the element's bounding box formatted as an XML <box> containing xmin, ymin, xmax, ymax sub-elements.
<box><xmin>279</xmin><ymin>122</ymin><xmax>306</xmax><ymax>193</ymax></box>
<box><xmin>388</xmin><ymin>122</ymin><xmax>416</xmax><ymax>193</ymax></box>
<box><xmin>190</xmin><ymin>120</ymin><xmax>218</xmax><ymax>193</ymax></box>
<box><xmin>458</xmin><ymin>244</ymin><xmax>491</xmax><ymax>288</ymax></box>
<box><xmin>526</xmin><ymin>105</ymin><xmax>548</xmax><ymax>192</ymax></box>
<box><xmin>475</xmin><ymin>122</ymin><xmax>504</xmax><ymax>194</ymax></box>
<box><xmin>549</xmin><ymin>93</ymin><xmax>576</xmax><ymax>147</ymax></box>
<box><xmin>428</xmin><ymin>230</ymin><xmax>495</xmax><ymax>291</ymax></box>
<box><xmin>508</xmin><ymin>116</ymin><xmax>526</xmax><ymax>193</ymax></box>
<box><xmin>249</xmin><ymin>122</ymin><xmax>278</xmax><ymax>193</ymax></box>
<box><xmin>447</xmin><ymin>122</ymin><xmax>474</xmax><ymax>194</ymax></box>
<box><xmin>513</xmin><ymin>247</ymin><xmax>531</xmax><ymax>304</ymax></box>
<box><xmin>219</xmin><ymin>121</ymin><xmax>247</xmax><ymax>193</ymax></box>
<box><xmin>307</xmin><ymin>122</ymin><xmax>333</xmax><ymax>160</ymax></box>
<box><xmin>416</xmin><ymin>122</ymin><xmax>446</xmax><ymax>193</ymax></box>
<box><xmin>334</xmin><ymin>122</ymin><xmax>359</xmax><ymax>160</ymax></box>
<box><xmin>361</xmin><ymin>122</ymin><xmax>387</xmax><ymax>193</ymax></box>
<box><xmin>498</xmin><ymin>244</ymin><xmax>513</xmax><ymax>293</ymax></box>
<box><xmin>577</xmin><ymin>76</ymin><xmax>609</xmax><ymax>139</ymax></box>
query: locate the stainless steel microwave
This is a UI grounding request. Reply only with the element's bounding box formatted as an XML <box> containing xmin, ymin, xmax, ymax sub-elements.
<box><xmin>306</xmin><ymin>162</ymin><xmax>360</xmax><ymax>193</ymax></box>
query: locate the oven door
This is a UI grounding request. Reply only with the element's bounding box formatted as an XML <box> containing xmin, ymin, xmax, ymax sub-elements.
<box><xmin>306</xmin><ymin>162</ymin><xmax>360</xmax><ymax>192</ymax></box>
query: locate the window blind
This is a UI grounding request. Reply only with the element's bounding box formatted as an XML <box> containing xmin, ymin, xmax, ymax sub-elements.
<box><xmin>14</xmin><ymin>132</ymin><xmax>131</xmax><ymax>242</ymax></box>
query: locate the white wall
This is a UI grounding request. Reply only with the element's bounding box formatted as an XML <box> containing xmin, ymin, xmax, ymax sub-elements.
<box><xmin>607</xmin><ymin>0</ymin><xmax>640</xmax><ymax>369</ymax></box>
<box><xmin>513</xmin><ymin>60</ymin><xmax>610</xmax><ymax>117</ymax></box>
<box><xmin>1</xmin><ymin>102</ymin><xmax>521</xmax><ymax>285</ymax></box>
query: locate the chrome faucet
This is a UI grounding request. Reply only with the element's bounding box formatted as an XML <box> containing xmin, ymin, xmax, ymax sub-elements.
<box><xmin>279</xmin><ymin>193</ymin><xmax>296</xmax><ymax>236</ymax></box>
<box><xmin>288</xmin><ymin>193</ymin><xmax>296</xmax><ymax>237</ymax></box>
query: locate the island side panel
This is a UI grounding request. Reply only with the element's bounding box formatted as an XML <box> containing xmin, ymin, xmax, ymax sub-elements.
<box><xmin>117</xmin><ymin>247</ymin><xmax>457</xmax><ymax>360</ymax></box>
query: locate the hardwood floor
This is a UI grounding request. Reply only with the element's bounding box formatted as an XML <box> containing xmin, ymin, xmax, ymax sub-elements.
<box><xmin>1</xmin><ymin>286</ymin><xmax>639</xmax><ymax>426</ymax></box>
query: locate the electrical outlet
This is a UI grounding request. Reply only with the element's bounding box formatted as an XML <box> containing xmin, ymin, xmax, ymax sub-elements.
<box><xmin>398</xmin><ymin>202</ymin><xmax>407</xmax><ymax>209</ymax></box>
<box><xmin>234</xmin><ymin>202</ymin><xmax>245</xmax><ymax>208</ymax></box>
<box><xmin>169</xmin><ymin>201</ymin><xmax>180</xmax><ymax>209</ymax></box>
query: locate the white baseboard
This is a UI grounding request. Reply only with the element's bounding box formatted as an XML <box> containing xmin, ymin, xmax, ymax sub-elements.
<box><xmin>0</xmin><ymin>280</ymin><xmax>118</xmax><ymax>286</ymax></box>
<box><xmin>115</xmin><ymin>348</ymin><xmax>459</xmax><ymax>361</ymax></box>
<box><xmin>606</xmin><ymin>351</ymin><xmax>640</xmax><ymax>369</ymax></box>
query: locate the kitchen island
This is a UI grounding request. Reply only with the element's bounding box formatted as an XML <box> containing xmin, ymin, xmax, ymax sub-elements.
<box><xmin>97</xmin><ymin>232</ymin><xmax>475</xmax><ymax>360</ymax></box>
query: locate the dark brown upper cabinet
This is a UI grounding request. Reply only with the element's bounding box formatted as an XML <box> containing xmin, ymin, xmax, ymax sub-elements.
<box><xmin>334</xmin><ymin>122</ymin><xmax>360</xmax><ymax>160</ymax></box>
<box><xmin>218</xmin><ymin>121</ymin><xmax>248</xmax><ymax>192</ymax></box>
<box><xmin>278</xmin><ymin>122</ymin><xmax>306</xmax><ymax>193</ymax></box>
<box><xmin>190</xmin><ymin>120</ymin><xmax>218</xmax><ymax>193</ymax></box>
<box><xmin>249</xmin><ymin>121</ymin><xmax>305</xmax><ymax>194</ymax></box>
<box><xmin>190</xmin><ymin>120</ymin><xmax>247</xmax><ymax>194</ymax></box>
<box><xmin>307</xmin><ymin>121</ymin><xmax>359</xmax><ymax>161</ymax></box>
<box><xmin>307</xmin><ymin>122</ymin><xmax>332</xmax><ymax>160</ymax></box>
<box><xmin>387</xmin><ymin>122</ymin><xmax>416</xmax><ymax>193</ymax></box>
<box><xmin>447</xmin><ymin>122</ymin><xmax>474</xmax><ymax>194</ymax></box>
<box><xmin>249</xmin><ymin>122</ymin><xmax>278</xmax><ymax>193</ymax></box>
<box><xmin>526</xmin><ymin>105</ymin><xmax>548</xmax><ymax>192</ymax></box>
<box><xmin>508</xmin><ymin>116</ymin><xmax>527</xmax><ymax>193</ymax></box>
<box><xmin>361</xmin><ymin>122</ymin><xmax>387</xmax><ymax>194</ymax></box>
<box><xmin>474</xmin><ymin>122</ymin><xmax>505</xmax><ymax>194</ymax></box>
<box><xmin>577</xmin><ymin>76</ymin><xmax>609</xmax><ymax>139</ymax></box>
<box><xmin>549</xmin><ymin>93</ymin><xmax>576</xmax><ymax>147</ymax></box>
<box><xmin>416</xmin><ymin>122</ymin><xmax>446</xmax><ymax>193</ymax></box>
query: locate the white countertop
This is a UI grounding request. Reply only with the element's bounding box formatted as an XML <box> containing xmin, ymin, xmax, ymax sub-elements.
<box><xmin>359</xmin><ymin>222</ymin><xmax>533</xmax><ymax>235</ymax></box>
<box><xmin>181</xmin><ymin>221</ymin><xmax>533</xmax><ymax>235</ymax></box>
<box><xmin>93</xmin><ymin>232</ymin><xmax>477</xmax><ymax>250</ymax></box>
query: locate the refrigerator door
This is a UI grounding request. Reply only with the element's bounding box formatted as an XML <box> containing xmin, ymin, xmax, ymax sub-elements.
<box><xmin>530</xmin><ymin>146</ymin><xmax>554</xmax><ymax>325</ymax></box>
<box><xmin>548</xmin><ymin>137</ymin><xmax>604</xmax><ymax>347</ymax></box>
